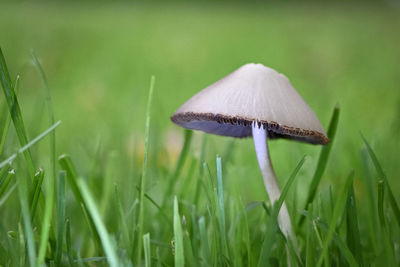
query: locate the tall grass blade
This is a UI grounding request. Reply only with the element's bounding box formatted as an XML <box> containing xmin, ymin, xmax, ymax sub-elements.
<box><xmin>0</xmin><ymin>168</ymin><xmax>14</xmax><ymax>199</ymax></box>
<box><xmin>65</xmin><ymin>219</ymin><xmax>76</xmax><ymax>267</ymax></box>
<box><xmin>173</xmin><ymin>196</ymin><xmax>184</xmax><ymax>267</ymax></box>
<box><xmin>55</xmin><ymin>171</ymin><xmax>66</xmax><ymax>266</ymax></box>
<box><xmin>143</xmin><ymin>233</ymin><xmax>151</xmax><ymax>267</ymax></box>
<box><xmin>77</xmin><ymin>178</ymin><xmax>119</xmax><ymax>267</ymax></box>
<box><xmin>58</xmin><ymin>154</ymin><xmax>101</xmax><ymax>247</ymax></box>
<box><xmin>361</xmin><ymin>134</ymin><xmax>400</xmax><ymax>226</ymax></box>
<box><xmin>377</xmin><ymin>180</ymin><xmax>385</xmax><ymax>228</ymax></box>
<box><xmin>0</xmin><ymin>74</ymin><xmax>19</xmax><ymax>158</ymax></box>
<box><xmin>316</xmin><ymin>171</ymin><xmax>354</xmax><ymax>267</ymax></box>
<box><xmin>58</xmin><ymin>154</ymin><xmax>83</xmax><ymax>204</ymax></box>
<box><xmin>0</xmin><ymin>48</ymin><xmax>35</xmax><ymax>176</ymax></box>
<box><xmin>305</xmin><ymin>204</ymin><xmax>315</xmax><ymax>267</ymax></box>
<box><xmin>18</xmin><ymin>223</ymin><xmax>26</xmax><ymax>267</ymax></box>
<box><xmin>216</xmin><ymin>155</ymin><xmax>228</xmax><ymax>257</ymax></box>
<box><xmin>310</xmin><ymin>212</ymin><xmax>358</xmax><ymax>267</ymax></box>
<box><xmin>346</xmin><ymin>182</ymin><xmax>363</xmax><ymax>266</ymax></box>
<box><xmin>29</xmin><ymin>168</ymin><xmax>44</xmax><ymax>220</ymax></box>
<box><xmin>137</xmin><ymin>76</ymin><xmax>155</xmax><ymax>264</ymax></box>
<box><xmin>299</xmin><ymin>104</ymin><xmax>339</xmax><ymax>226</ymax></box>
<box><xmin>0</xmin><ymin>181</ymin><xmax>16</xmax><ymax>207</ymax></box>
<box><xmin>0</xmin><ymin>121</ymin><xmax>61</xmax><ymax>170</ymax></box>
<box><xmin>16</xmin><ymin>170</ymin><xmax>36</xmax><ymax>266</ymax></box>
<box><xmin>115</xmin><ymin>184</ymin><xmax>131</xmax><ymax>252</ymax></box>
<box><xmin>135</xmin><ymin>185</ymin><xmax>171</xmax><ymax>224</ymax></box>
<box><xmin>198</xmin><ymin>216</ymin><xmax>211</xmax><ymax>265</ymax></box>
<box><xmin>182</xmin><ymin>214</ymin><xmax>196</xmax><ymax>266</ymax></box>
<box><xmin>37</xmin><ymin>170</ymin><xmax>55</xmax><ymax>265</ymax></box>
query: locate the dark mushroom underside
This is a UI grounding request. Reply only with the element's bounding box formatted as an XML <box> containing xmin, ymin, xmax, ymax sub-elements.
<box><xmin>171</xmin><ymin>112</ymin><xmax>329</xmax><ymax>145</ymax></box>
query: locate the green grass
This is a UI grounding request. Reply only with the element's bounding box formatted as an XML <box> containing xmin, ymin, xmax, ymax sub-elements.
<box><xmin>0</xmin><ymin>2</ymin><xmax>400</xmax><ymax>266</ymax></box>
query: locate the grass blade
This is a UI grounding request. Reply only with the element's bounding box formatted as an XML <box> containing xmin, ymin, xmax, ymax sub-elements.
<box><xmin>305</xmin><ymin>204</ymin><xmax>315</xmax><ymax>267</ymax></box>
<box><xmin>115</xmin><ymin>184</ymin><xmax>131</xmax><ymax>252</ymax></box>
<box><xmin>198</xmin><ymin>216</ymin><xmax>211</xmax><ymax>265</ymax></box>
<box><xmin>77</xmin><ymin>178</ymin><xmax>119</xmax><ymax>267</ymax></box>
<box><xmin>29</xmin><ymin>168</ymin><xmax>44</xmax><ymax>220</ymax></box>
<box><xmin>58</xmin><ymin>154</ymin><xmax>101</xmax><ymax>249</ymax></box>
<box><xmin>0</xmin><ymin>121</ymin><xmax>61</xmax><ymax>170</ymax></box>
<box><xmin>310</xmin><ymin>212</ymin><xmax>358</xmax><ymax>267</ymax></box>
<box><xmin>55</xmin><ymin>171</ymin><xmax>66</xmax><ymax>266</ymax></box>
<box><xmin>0</xmin><ymin>74</ymin><xmax>19</xmax><ymax>158</ymax></box>
<box><xmin>361</xmin><ymin>134</ymin><xmax>400</xmax><ymax>226</ymax></box>
<box><xmin>377</xmin><ymin>180</ymin><xmax>385</xmax><ymax>228</ymax></box>
<box><xmin>137</xmin><ymin>76</ymin><xmax>155</xmax><ymax>264</ymax></box>
<box><xmin>299</xmin><ymin>104</ymin><xmax>339</xmax><ymax>226</ymax></box>
<box><xmin>135</xmin><ymin>185</ymin><xmax>171</xmax><ymax>225</ymax></box>
<box><xmin>173</xmin><ymin>196</ymin><xmax>184</xmax><ymax>267</ymax></box>
<box><xmin>182</xmin><ymin>214</ymin><xmax>196</xmax><ymax>267</ymax></box>
<box><xmin>216</xmin><ymin>155</ymin><xmax>228</xmax><ymax>257</ymax></box>
<box><xmin>16</xmin><ymin>170</ymin><xmax>36</xmax><ymax>266</ymax></box>
<box><xmin>58</xmin><ymin>154</ymin><xmax>83</xmax><ymax>204</ymax></box>
<box><xmin>143</xmin><ymin>233</ymin><xmax>151</xmax><ymax>267</ymax></box>
<box><xmin>316</xmin><ymin>171</ymin><xmax>354</xmax><ymax>267</ymax></box>
<box><xmin>65</xmin><ymin>219</ymin><xmax>76</xmax><ymax>267</ymax></box>
<box><xmin>346</xmin><ymin>182</ymin><xmax>363</xmax><ymax>266</ymax></box>
<box><xmin>0</xmin><ymin>181</ymin><xmax>16</xmax><ymax>207</ymax></box>
<box><xmin>0</xmin><ymin>168</ymin><xmax>14</xmax><ymax>198</ymax></box>
<box><xmin>0</xmin><ymin>48</ymin><xmax>35</xmax><ymax>177</ymax></box>
<box><xmin>37</xmin><ymin>170</ymin><xmax>55</xmax><ymax>265</ymax></box>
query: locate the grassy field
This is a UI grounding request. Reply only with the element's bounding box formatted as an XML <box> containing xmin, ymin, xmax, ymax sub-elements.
<box><xmin>0</xmin><ymin>1</ymin><xmax>399</xmax><ymax>266</ymax></box>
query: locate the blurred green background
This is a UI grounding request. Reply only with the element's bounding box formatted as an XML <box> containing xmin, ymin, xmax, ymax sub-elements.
<box><xmin>0</xmin><ymin>1</ymin><xmax>399</xmax><ymax>208</ymax></box>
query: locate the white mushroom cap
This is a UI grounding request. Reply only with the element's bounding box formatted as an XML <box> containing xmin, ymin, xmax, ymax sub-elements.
<box><xmin>171</xmin><ymin>63</ymin><xmax>329</xmax><ymax>145</ymax></box>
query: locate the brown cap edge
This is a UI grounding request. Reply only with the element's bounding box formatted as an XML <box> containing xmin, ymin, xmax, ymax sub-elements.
<box><xmin>171</xmin><ymin>112</ymin><xmax>330</xmax><ymax>145</ymax></box>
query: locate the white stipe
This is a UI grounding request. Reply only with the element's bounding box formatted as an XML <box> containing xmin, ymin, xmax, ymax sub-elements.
<box><xmin>251</xmin><ymin>121</ymin><xmax>295</xmax><ymax>241</ymax></box>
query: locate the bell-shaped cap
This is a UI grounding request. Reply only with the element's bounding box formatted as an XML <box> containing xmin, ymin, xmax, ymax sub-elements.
<box><xmin>171</xmin><ymin>63</ymin><xmax>329</xmax><ymax>145</ymax></box>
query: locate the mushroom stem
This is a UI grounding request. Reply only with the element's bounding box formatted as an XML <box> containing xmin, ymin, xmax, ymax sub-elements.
<box><xmin>252</xmin><ymin>122</ymin><xmax>296</xmax><ymax>242</ymax></box>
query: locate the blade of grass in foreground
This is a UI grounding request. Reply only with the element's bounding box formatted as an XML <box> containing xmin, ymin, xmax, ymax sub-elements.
<box><xmin>55</xmin><ymin>171</ymin><xmax>66</xmax><ymax>266</ymax></box>
<box><xmin>258</xmin><ymin>155</ymin><xmax>306</xmax><ymax>267</ymax></box>
<box><xmin>115</xmin><ymin>184</ymin><xmax>131</xmax><ymax>253</ymax></box>
<box><xmin>305</xmin><ymin>204</ymin><xmax>316</xmax><ymax>267</ymax></box>
<box><xmin>29</xmin><ymin>168</ymin><xmax>44</xmax><ymax>220</ymax></box>
<box><xmin>198</xmin><ymin>216</ymin><xmax>211</xmax><ymax>265</ymax></box>
<box><xmin>37</xmin><ymin>170</ymin><xmax>55</xmax><ymax>265</ymax></box>
<box><xmin>216</xmin><ymin>156</ymin><xmax>229</xmax><ymax>258</ymax></box>
<box><xmin>143</xmin><ymin>233</ymin><xmax>151</xmax><ymax>267</ymax></box>
<box><xmin>173</xmin><ymin>196</ymin><xmax>184</xmax><ymax>267</ymax></box>
<box><xmin>58</xmin><ymin>154</ymin><xmax>101</xmax><ymax>249</ymax></box>
<box><xmin>345</xmin><ymin>182</ymin><xmax>363</xmax><ymax>266</ymax></box>
<box><xmin>361</xmin><ymin>134</ymin><xmax>400</xmax><ymax>226</ymax></box>
<box><xmin>65</xmin><ymin>219</ymin><xmax>76</xmax><ymax>267</ymax></box>
<box><xmin>316</xmin><ymin>171</ymin><xmax>354</xmax><ymax>267</ymax></box>
<box><xmin>77</xmin><ymin>178</ymin><xmax>119</xmax><ymax>267</ymax></box>
<box><xmin>299</xmin><ymin>104</ymin><xmax>339</xmax><ymax>226</ymax></box>
<box><xmin>308</xmin><ymin>211</ymin><xmax>358</xmax><ymax>267</ymax></box>
<box><xmin>137</xmin><ymin>76</ymin><xmax>155</xmax><ymax>265</ymax></box>
<box><xmin>0</xmin><ymin>74</ymin><xmax>19</xmax><ymax>158</ymax></box>
<box><xmin>0</xmin><ymin>170</ymin><xmax>16</xmax><ymax>207</ymax></box>
<box><xmin>0</xmin><ymin>168</ymin><xmax>14</xmax><ymax>198</ymax></box>
<box><xmin>16</xmin><ymin>170</ymin><xmax>36</xmax><ymax>266</ymax></box>
<box><xmin>0</xmin><ymin>48</ymin><xmax>35</xmax><ymax>177</ymax></box>
<box><xmin>0</xmin><ymin>121</ymin><xmax>61</xmax><ymax>170</ymax></box>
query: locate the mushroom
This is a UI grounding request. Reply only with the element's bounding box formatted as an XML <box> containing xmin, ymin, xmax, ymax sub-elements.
<box><xmin>171</xmin><ymin>63</ymin><xmax>329</xmax><ymax>244</ymax></box>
